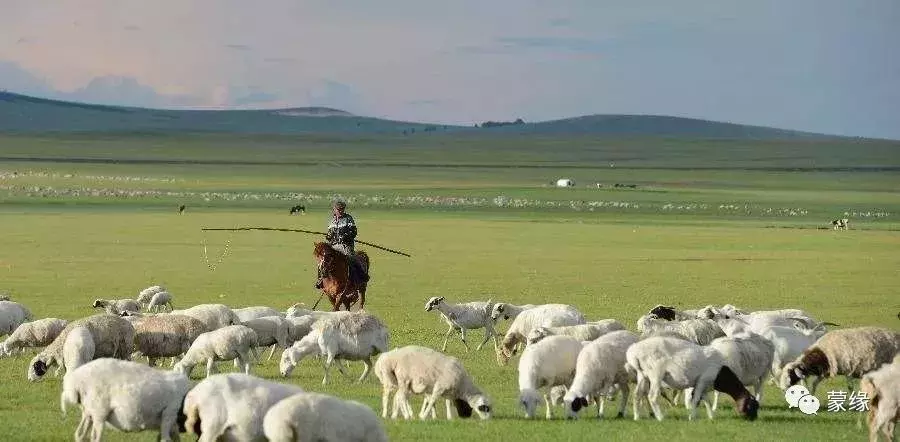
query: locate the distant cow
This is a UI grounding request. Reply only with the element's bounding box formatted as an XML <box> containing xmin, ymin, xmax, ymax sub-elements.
<box><xmin>289</xmin><ymin>205</ymin><xmax>306</xmax><ymax>215</ymax></box>
<box><xmin>178</xmin><ymin>204</ymin><xmax>186</xmax><ymax>214</ymax></box>
<box><xmin>831</xmin><ymin>218</ymin><xmax>849</xmax><ymax>230</ymax></box>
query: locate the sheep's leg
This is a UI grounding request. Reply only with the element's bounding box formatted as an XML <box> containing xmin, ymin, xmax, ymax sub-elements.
<box><xmin>159</xmin><ymin>406</ymin><xmax>178</xmax><ymax>442</ymax></box>
<box><xmin>396</xmin><ymin>385</ymin><xmax>413</xmax><ymax>420</ymax></box>
<box><xmin>440</xmin><ymin>325</ymin><xmax>454</xmax><ymax>352</ymax></box>
<box><xmin>597</xmin><ymin>395</ymin><xmax>606</xmax><ymax>418</ymax></box>
<box><xmin>459</xmin><ymin>327</ymin><xmax>470</xmax><ymax>353</ymax></box>
<box><xmin>205</xmin><ymin>358</ymin><xmax>216</xmax><ymax>378</ymax></box>
<box><xmin>753</xmin><ymin>377</ymin><xmax>764</xmax><ymax>402</ymax></box>
<box><xmin>266</xmin><ymin>344</ymin><xmax>278</xmax><ymax>361</ymax></box>
<box><xmin>711</xmin><ymin>391</ymin><xmax>719</xmax><ymax>412</ymax></box>
<box><xmin>632</xmin><ymin>373</ymin><xmax>647</xmax><ymax>421</ymax></box>
<box><xmin>238</xmin><ymin>351</ymin><xmax>251</xmax><ymax>374</ymax></box>
<box><xmin>647</xmin><ymin>380</ymin><xmax>665</xmax><ymax>422</ymax></box>
<box><xmin>74</xmin><ymin>413</ymin><xmax>91</xmax><ymax>442</ymax></box>
<box><xmin>616</xmin><ymin>382</ymin><xmax>629</xmax><ymax>418</ymax></box>
<box><xmin>809</xmin><ymin>376</ymin><xmax>823</xmax><ymax>395</ymax></box>
<box><xmin>322</xmin><ymin>353</ymin><xmax>336</xmax><ymax>385</ymax></box>
<box><xmin>90</xmin><ymin>411</ymin><xmax>108</xmax><ymax>442</ymax></box>
<box><xmin>381</xmin><ymin>386</ymin><xmax>393</xmax><ymax>419</ymax></box>
<box><xmin>475</xmin><ymin>326</ymin><xmax>494</xmax><ymax>352</ymax></box>
<box><xmin>690</xmin><ymin>379</ymin><xmax>713</xmax><ymax>421</ymax></box>
<box><xmin>544</xmin><ymin>393</ymin><xmax>552</xmax><ymax>420</ymax></box>
<box><xmin>147</xmin><ymin>357</ymin><xmax>158</xmax><ymax>367</ymax></box>
<box><xmin>356</xmin><ymin>358</ymin><xmax>372</xmax><ymax>383</ymax></box>
<box><xmin>445</xmin><ymin>399</ymin><xmax>454</xmax><ymax>420</ymax></box>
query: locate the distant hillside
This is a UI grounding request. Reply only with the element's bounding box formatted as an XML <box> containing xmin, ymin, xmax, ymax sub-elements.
<box><xmin>0</xmin><ymin>91</ymin><xmax>843</xmax><ymax>139</ymax></box>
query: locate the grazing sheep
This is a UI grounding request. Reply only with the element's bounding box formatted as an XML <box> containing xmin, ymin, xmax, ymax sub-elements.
<box><xmin>61</xmin><ymin>358</ymin><xmax>190</xmax><ymax>442</ymax></box>
<box><xmin>146</xmin><ymin>291</ymin><xmax>175</xmax><ymax>313</ymax></box>
<box><xmin>625</xmin><ymin>336</ymin><xmax>759</xmax><ymax>421</ymax></box>
<box><xmin>1</xmin><ymin>318</ymin><xmax>68</xmax><ymax>356</ymax></box>
<box><xmin>757</xmin><ymin>324</ymin><xmax>828</xmax><ymax>381</ymax></box>
<box><xmin>263</xmin><ymin>392</ymin><xmax>388</xmax><ymax>442</ymax></box>
<box><xmin>131</xmin><ymin>314</ymin><xmax>208</xmax><ymax>366</ymax></box>
<box><xmin>518</xmin><ymin>335</ymin><xmax>584</xmax><ymax>419</ymax></box>
<box><xmin>233</xmin><ymin>306</ymin><xmax>283</xmax><ymax>322</ymax></box>
<box><xmin>490</xmin><ymin>302</ymin><xmax>537</xmax><ymax>322</ymax></box>
<box><xmin>62</xmin><ymin>325</ymin><xmax>95</xmax><ymax>375</ymax></box>
<box><xmin>636</xmin><ymin>314</ymin><xmax>725</xmax><ymax>346</ymax></box>
<box><xmin>648</xmin><ymin>305</ymin><xmax>702</xmax><ymax>321</ymax></box>
<box><xmin>860</xmin><ymin>355</ymin><xmax>899</xmax><ymax>442</ymax></box>
<box><xmin>498</xmin><ymin>304</ymin><xmax>586</xmax><ymax>365</ymax></box>
<box><xmin>780</xmin><ymin>326</ymin><xmax>900</xmax><ymax>394</ymax></box>
<box><xmin>137</xmin><ymin>285</ymin><xmax>166</xmax><ymax>306</ymax></box>
<box><xmin>526</xmin><ymin>320</ymin><xmax>626</xmax><ymax>346</ymax></box>
<box><xmin>285</xmin><ymin>315</ymin><xmax>317</xmax><ymax>344</ymax></box>
<box><xmin>279</xmin><ymin>311</ymin><xmax>389</xmax><ymax>384</ymax></box>
<box><xmin>374</xmin><ymin>345</ymin><xmax>492</xmax><ymax>420</ymax></box>
<box><xmin>0</xmin><ymin>300</ymin><xmax>33</xmax><ymax>335</ymax></box>
<box><xmin>182</xmin><ymin>373</ymin><xmax>304</xmax><ymax>442</ymax></box>
<box><xmin>170</xmin><ymin>304</ymin><xmax>239</xmax><ymax>331</ymax></box>
<box><xmin>564</xmin><ymin>330</ymin><xmax>641</xmax><ymax>419</ymax></box>
<box><xmin>173</xmin><ymin>325</ymin><xmax>258</xmax><ymax>378</ymax></box>
<box><xmin>28</xmin><ymin>314</ymin><xmax>135</xmax><ymax>381</ymax></box>
<box><xmin>242</xmin><ymin>315</ymin><xmax>291</xmax><ymax>360</ymax></box>
<box><xmin>704</xmin><ymin>332</ymin><xmax>775</xmax><ymax>411</ymax></box>
<box><xmin>424</xmin><ymin>296</ymin><xmax>498</xmax><ymax>352</ymax></box>
<box><xmin>93</xmin><ymin>298</ymin><xmax>141</xmax><ymax>315</ymax></box>
<box><xmin>0</xmin><ymin>294</ymin><xmax>9</xmax><ymax>301</ymax></box>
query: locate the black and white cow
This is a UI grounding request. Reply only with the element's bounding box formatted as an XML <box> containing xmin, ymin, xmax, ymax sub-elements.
<box><xmin>831</xmin><ymin>218</ymin><xmax>849</xmax><ymax>230</ymax></box>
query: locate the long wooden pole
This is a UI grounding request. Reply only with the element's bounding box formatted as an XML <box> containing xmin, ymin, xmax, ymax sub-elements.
<box><xmin>200</xmin><ymin>227</ymin><xmax>412</xmax><ymax>257</ymax></box>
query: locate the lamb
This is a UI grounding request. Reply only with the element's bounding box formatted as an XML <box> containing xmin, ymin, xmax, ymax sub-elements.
<box><xmin>374</xmin><ymin>345</ymin><xmax>492</xmax><ymax>420</ymax></box>
<box><xmin>233</xmin><ymin>306</ymin><xmax>283</xmax><ymax>322</ymax></box>
<box><xmin>131</xmin><ymin>314</ymin><xmax>208</xmax><ymax>366</ymax></box>
<box><xmin>703</xmin><ymin>332</ymin><xmax>775</xmax><ymax>411</ymax></box>
<box><xmin>62</xmin><ymin>325</ymin><xmax>95</xmax><ymax>375</ymax></box>
<box><xmin>173</xmin><ymin>324</ymin><xmax>258</xmax><ymax>378</ymax></box>
<box><xmin>263</xmin><ymin>392</ymin><xmax>388</xmax><ymax>442</ymax></box>
<box><xmin>563</xmin><ymin>330</ymin><xmax>640</xmax><ymax>419</ymax></box>
<box><xmin>636</xmin><ymin>314</ymin><xmax>726</xmax><ymax>345</ymax></box>
<box><xmin>28</xmin><ymin>314</ymin><xmax>135</xmax><ymax>381</ymax></box>
<box><xmin>526</xmin><ymin>320</ymin><xmax>626</xmax><ymax>346</ymax></box>
<box><xmin>1</xmin><ymin>318</ymin><xmax>68</xmax><ymax>356</ymax></box>
<box><xmin>860</xmin><ymin>354</ymin><xmax>900</xmax><ymax>442</ymax></box>
<box><xmin>61</xmin><ymin>358</ymin><xmax>190</xmax><ymax>442</ymax></box>
<box><xmin>182</xmin><ymin>373</ymin><xmax>304</xmax><ymax>442</ymax></box>
<box><xmin>170</xmin><ymin>303</ymin><xmax>239</xmax><ymax>331</ymax></box>
<box><xmin>146</xmin><ymin>291</ymin><xmax>175</xmax><ymax>313</ymax></box>
<box><xmin>137</xmin><ymin>285</ymin><xmax>166</xmax><ymax>306</ymax></box>
<box><xmin>625</xmin><ymin>336</ymin><xmax>759</xmax><ymax>421</ymax></box>
<box><xmin>498</xmin><ymin>304</ymin><xmax>586</xmax><ymax>365</ymax></box>
<box><xmin>0</xmin><ymin>300</ymin><xmax>33</xmax><ymax>335</ymax></box>
<box><xmin>490</xmin><ymin>302</ymin><xmax>537</xmax><ymax>322</ymax></box>
<box><xmin>424</xmin><ymin>296</ymin><xmax>498</xmax><ymax>352</ymax></box>
<box><xmin>92</xmin><ymin>298</ymin><xmax>141</xmax><ymax>315</ymax></box>
<box><xmin>242</xmin><ymin>315</ymin><xmax>291</xmax><ymax>360</ymax></box>
<box><xmin>780</xmin><ymin>326</ymin><xmax>900</xmax><ymax>395</ymax></box>
<box><xmin>279</xmin><ymin>310</ymin><xmax>389</xmax><ymax>384</ymax></box>
<box><xmin>518</xmin><ymin>335</ymin><xmax>584</xmax><ymax>419</ymax></box>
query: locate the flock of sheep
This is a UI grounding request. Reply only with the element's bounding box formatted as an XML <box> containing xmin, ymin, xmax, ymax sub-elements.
<box><xmin>1</xmin><ymin>288</ymin><xmax>899</xmax><ymax>441</ymax></box>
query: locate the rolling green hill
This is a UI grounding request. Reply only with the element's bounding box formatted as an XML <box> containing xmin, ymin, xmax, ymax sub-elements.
<box><xmin>0</xmin><ymin>91</ymin><xmax>844</xmax><ymax>139</ymax></box>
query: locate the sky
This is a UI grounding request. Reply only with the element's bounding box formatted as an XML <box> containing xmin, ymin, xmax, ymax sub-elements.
<box><xmin>1</xmin><ymin>0</ymin><xmax>898</xmax><ymax>139</ymax></box>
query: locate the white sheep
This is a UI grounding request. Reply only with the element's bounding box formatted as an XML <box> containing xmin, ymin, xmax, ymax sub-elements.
<box><xmin>780</xmin><ymin>326</ymin><xmax>900</xmax><ymax>394</ymax></box>
<box><xmin>131</xmin><ymin>314</ymin><xmax>208</xmax><ymax>366</ymax></box>
<box><xmin>170</xmin><ymin>303</ymin><xmax>239</xmax><ymax>331</ymax></box>
<box><xmin>285</xmin><ymin>315</ymin><xmax>318</xmax><ymax>344</ymax></box>
<box><xmin>563</xmin><ymin>330</ymin><xmax>640</xmax><ymax>419</ymax></box>
<box><xmin>173</xmin><ymin>324</ymin><xmax>258</xmax><ymax>378</ymax></box>
<box><xmin>0</xmin><ymin>300</ymin><xmax>33</xmax><ymax>335</ymax></box>
<box><xmin>279</xmin><ymin>310</ymin><xmax>389</xmax><ymax>384</ymax></box>
<box><xmin>233</xmin><ymin>306</ymin><xmax>283</xmax><ymax>322</ymax></box>
<box><xmin>61</xmin><ymin>358</ymin><xmax>190</xmax><ymax>442</ymax></box>
<box><xmin>518</xmin><ymin>335</ymin><xmax>584</xmax><ymax>419</ymax></box>
<box><xmin>242</xmin><ymin>315</ymin><xmax>291</xmax><ymax>360</ymax></box>
<box><xmin>703</xmin><ymin>332</ymin><xmax>775</xmax><ymax>411</ymax></box>
<box><xmin>526</xmin><ymin>320</ymin><xmax>626</xmax><ymax>346</ymax></box>
<box><xmin>28</xmin><ymin>314</ymin><xmax>135</xmax><ymax>381</ymax></box>
<box><xmin>62</xmin><ymin>325</ymin><xmax>95</xmax><ymax>375</ymax></box>
<box><xmin>92</xmin><ymin>298</ymin><xmax>141</xmax><ymax>315</ymax></box>
<box><xmin>624</xmin><ymin>336</ymin><xmax>760</xmax><ymax>421</ymax></box>
<box><xmin>263</xmin><ymin>392</ymin><xmax>388</xmax><ymax>442</ymax></box>
<box><xmin>490</xmin><ymin>302</ymin><xmax>537</xmax><ymax>322</ymax></box>
<box><xmin>1</xmin><ymin>318</ymin><xmax>68</xmax><ymax>356</ymax></box>
<box><xmin>182</xmin><ymin>373</ymin><xmax>304</xmax><ymax>442</ymax></box>
<box><xmin>374</xmin><ymin>345</ymin><xmax>492</xmax><ymax>420</ymax></box>
<box><xmin>648</xmin><ymin>305</ymin><xmax>703</xmax><ymax>321</ymax></box>
<box><xmin>636</xmin><ymin>314</ymin><xmax>725</xmax><ymax>345</ymax></box>
<box><xmin>136</xmin><ymin>285</ymin><xmax>166</xmax><ymax>306</ymax></box>
<box><xmin>860</xmin><ymin>354</ymin><xmax>900</xmax><ymax>442</ymax></box>
<box><xmin>498</xmin><ymin>304</ymin><xmax>586</xmax><ymax>365</ymax></box>
<box><xmin>757</xmin><ymin>324</ymin><xmax>827</xmax><ymax>381</ymax></box>
<box><xmin>146</xmin><ymin>291</ymin><xmax>175</xmax><ymax>313</ymax></box>
<box><xmin>424</xmin><ymin>296</ymin><xmax>498</xmax><ymax>352</ymax></box>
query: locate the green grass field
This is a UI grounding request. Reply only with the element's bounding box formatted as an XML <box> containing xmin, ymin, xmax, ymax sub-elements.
<box><xmin>0</xmin><ymin>133</ymin><xmax>898</xmax><ymax>441</ymax></box>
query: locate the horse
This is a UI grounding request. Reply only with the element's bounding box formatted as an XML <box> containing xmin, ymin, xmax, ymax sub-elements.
<box><xmin>313</xmin><ymin>242</ymin><xmax>370</xmax><ymax>311</ymax></box>
<box><xmin>290</xmin><ymin>205</ymin><xmax>306</xmax><ymax>215</ymax></box>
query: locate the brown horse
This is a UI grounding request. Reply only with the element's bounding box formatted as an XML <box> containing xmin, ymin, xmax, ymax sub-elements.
<box><xmin>313</xmin><ymin>242</ymin><xmax>370</xmax><ymax>311</ymax></box>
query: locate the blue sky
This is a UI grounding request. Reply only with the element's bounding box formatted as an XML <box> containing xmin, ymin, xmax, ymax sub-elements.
<box><xmin>1</xmin><ymin>0</ymin><xmax>898</xmax><ymax>138</ymax></box>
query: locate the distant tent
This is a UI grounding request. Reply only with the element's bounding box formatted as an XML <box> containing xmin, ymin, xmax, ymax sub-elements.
<box><xmin>555</xmin><ymin>178</ymin><xmax>575</xmax><ymax>187</ymax></box>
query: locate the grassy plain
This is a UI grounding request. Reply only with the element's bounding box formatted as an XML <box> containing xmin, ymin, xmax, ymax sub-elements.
<box><xmin>0</xmin><ymin>133</ymin><xmax>898</xmax><ymax>441</ymax></box>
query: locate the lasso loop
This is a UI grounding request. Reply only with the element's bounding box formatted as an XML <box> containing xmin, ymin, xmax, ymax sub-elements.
<box><xmin>202</xmin><ymin>232</ymin><xmax>233</xmax><ymax>271</ymax></box>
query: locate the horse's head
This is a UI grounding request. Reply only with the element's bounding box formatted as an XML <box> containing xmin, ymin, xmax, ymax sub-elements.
<box><xmin>313</xmin><ymin>241</ymin><xmax>334</xmax><ymax>260</ymax></box>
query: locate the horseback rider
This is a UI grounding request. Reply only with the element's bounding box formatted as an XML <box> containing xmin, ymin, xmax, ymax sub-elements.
<box><xmin>315</xmin><ymin>199</ymin><xmax>370</xmax><ymax>289</ymax></box>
